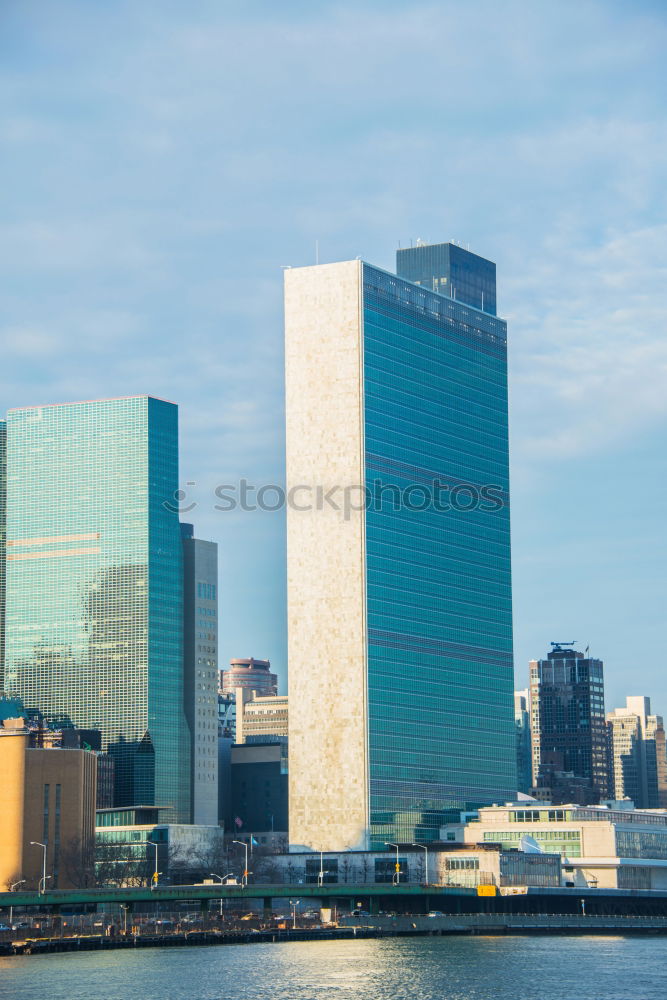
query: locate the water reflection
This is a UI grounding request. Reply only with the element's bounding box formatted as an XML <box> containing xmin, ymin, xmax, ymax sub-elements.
<box><xmin>2</xmin><ymin>935</ymin><xmax>667</xmax><ymax>1000</ymax></box>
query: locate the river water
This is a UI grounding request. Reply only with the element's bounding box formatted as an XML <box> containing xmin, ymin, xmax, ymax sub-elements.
<box><xmin>1</xmin><ymin>936</ymin><xmax>666</xmax><ymax>1000</ymax></box>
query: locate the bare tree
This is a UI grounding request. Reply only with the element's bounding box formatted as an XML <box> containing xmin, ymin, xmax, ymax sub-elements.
<box><xmin>95</xmin><ymin>842</ymin><xmax>151</xmax><ymax>888</ymax></box>
<box><xmin>59</xmin><ymin>835</ymin><xmax>96</xmax><ymax>889</ymax></box>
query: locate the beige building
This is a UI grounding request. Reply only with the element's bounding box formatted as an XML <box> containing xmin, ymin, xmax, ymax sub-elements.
<box><xmin>607</xmin><ymin>697</ymin><xmax>667</xmax><ymax>808</ymax></box>
<box><xmin>443</xmin><ymin>801</ymin><xmax>667</xmax><ymax>890</ymax></box>
<box><xmin>285</xmin><ymin>261</ymin><xmax>370</xmax><ymax>852</ymax></box>
<box><xmin>236</xmin><ymin>692</ymin><xmax>288</xmax><ymax>745</ymax></box>
<box><xmin>0</xmin><ymin>717</ymin><xmax>97</xmax><ymax>890</ymax></box>
<box><xmin>0</xmin><ymin>719</ymin><xmax>28</xmax><ymax>890</ymax></box>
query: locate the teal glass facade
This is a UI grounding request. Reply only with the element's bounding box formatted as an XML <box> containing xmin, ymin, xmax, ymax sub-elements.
<box><xmin>362</xmin><ymin>257</ymin><xmax>515</xmax><ymax>846</ymax></box>
<box><xmin>4</xmin><ymin>396</ymin><xmax>190</xmax><ymax>821</ymax></box>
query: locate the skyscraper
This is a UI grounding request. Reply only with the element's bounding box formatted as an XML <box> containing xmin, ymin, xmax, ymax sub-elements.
<box><xmin>530</xmin><ymin>644</ymin><xmax>609</xmax><ymax>804</ymax></box>
<box><xmin>607</xmin><ymin>696</ymin><xmax>667</xmax><ymax>808</ymax></box>
<box><xmin>181</xmin><ymin>522</ymin><xmax>219</xmax><ymax>825</ymax></box>
<box><xmin>514</xmin><ymin>689</ymin><xmax>532</xmax><ymax>795</ymax></box>
<box><xmin>285</xmin><ymin>242</ymin><xmax>515</xmax><ymax>851</ymax></box>
<box><xmin>3</xmin><ymin>396</ymin><xmax>190</xmax><ymax>821</ymax></box>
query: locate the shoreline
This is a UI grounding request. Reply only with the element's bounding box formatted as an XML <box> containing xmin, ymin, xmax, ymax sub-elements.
<box><xmin>5</xmin><ymin>916</ymin><xmax>667</xmax><ymax>957</ymax></box>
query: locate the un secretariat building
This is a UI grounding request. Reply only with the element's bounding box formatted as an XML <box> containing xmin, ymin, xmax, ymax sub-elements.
<box><xmin>285</xmin><ymin>241</ymin><xmax>516</xmax><ymax>851</ymax></box>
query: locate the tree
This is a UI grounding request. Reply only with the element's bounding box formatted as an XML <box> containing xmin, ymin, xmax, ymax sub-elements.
<box><xmin>59</xmin><ymin>835</ymin><xmax>97</xmax><ymax>889</ymax></box>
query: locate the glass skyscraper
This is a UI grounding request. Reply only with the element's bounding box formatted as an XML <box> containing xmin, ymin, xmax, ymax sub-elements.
<box><xmin>285</xmin><ymin>242</ymin><xmax>515</xmax><ymax>851</ymax></box>
<box><xmin>3</xmin><ymin>396</ymin><xmax>190</xmax><ymax>821</ymax></box>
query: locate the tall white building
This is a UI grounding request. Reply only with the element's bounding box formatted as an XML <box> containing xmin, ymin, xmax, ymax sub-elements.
<box><xmin>607</xmin><ymin>696</ymin><xmax>667</xmax><ymax>809</ymax></box>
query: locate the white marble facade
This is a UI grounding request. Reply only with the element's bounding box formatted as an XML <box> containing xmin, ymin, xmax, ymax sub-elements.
<box><xmin>285</xmin><ymin>260</ymin><xmax>370</xmax><ymax>851</ymax></box>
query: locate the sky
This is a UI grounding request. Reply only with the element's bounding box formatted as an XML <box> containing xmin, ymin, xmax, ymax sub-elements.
<box><xmin>1</xmin><ymin>0</ymin><xmax>666</xmax><ymax>709</ymax></box>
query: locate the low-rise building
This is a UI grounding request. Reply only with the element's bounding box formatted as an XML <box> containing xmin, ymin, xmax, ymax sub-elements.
<box><xmin>262</xmin><ymin>844</ymin><xmax>560</xmax><ymax>889</ymax></box>
<box><xmin>443</xmin><ymin>801</ymin><xmax>667</xmax><ymax>890</ymax></box>
<box><xmin>95</xmin><ymin>806</ymin><xmax>225</xmax><ymax>886</ymax></box>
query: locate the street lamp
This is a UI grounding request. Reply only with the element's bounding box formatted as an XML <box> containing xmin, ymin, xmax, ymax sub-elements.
<box><xmin>30</xmin><ymin>842</ymin><xmax>48</xmax><ymax>894</ymax></box>
<box><xmin>385</xmin><ymin>843</ymin><xmax>402</xmax><ymax>885</ymax></box>
<box><xmin>233</xmin><ymin>840</ymin><xmax>249</xmax><ymax>887</ymax></box>
<box><xmin>289</xmin><ymin>898</ymin><xmax>300</xmax><ymax>929</ymax></box>
<box><xmin>411</xmin><ymin>843</ymin><xmax>429</xmax><ymax>885</ymax></box>
<box><xmin>9</xmin><ymin>880</ymin><xmax>26</xmax><ymax>928</ymax></box>
<box><xmin>318</xmin><ymin>849</ymin><xmax>326</xmax><ymax>887</ymax></box>
<box><xmin>210</xmin><ymin>872</ymin><xmax>235</xmax><ymax>916</ymax></box>
<box><xmin>148</xmin><ymin>840</ymin><xmax>159</xmax><ymax>889</ymax></box>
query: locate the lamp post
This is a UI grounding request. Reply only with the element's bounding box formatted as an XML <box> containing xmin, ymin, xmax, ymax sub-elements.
<box><xmin>385</xmin><ymin>843</ymin><xmax>401</xmax><ymax>885</ymax></box>
<box><xmin>30</xmin><ymin>842</ymin><xmax>48</xmax><ymax>894</ymax></box>
<box><xmin>210</xmin><ymin>872</ymin><xmax>235</xmax><ymax>916</ymax></box>
<box><xmin>148</xmin><ymin>840</ymin><xmax>159</xmax><ymax>889</ymax></box>
<box><xmin>289</xmin><ymin>898</ymin><xmax>300</xmax><ymax>929</ymax></box>
<box><xmin>318</xmin><ymin>849</ymin><xmax>326</xmax><ymax>887</ymax></box>
<box><xmin>411</xmin><ymin>843</ymin><xmax>429</xmax><ymax>885</ymax></box>
<box><xmin>9</xmin><ymin>880</ymin><xmax>26</xmax><ymax>928</ymax></box>
<box><xmin>233</xmin><ymin>840</ymin><xmax>249</xmax><ymax>887</ymax></box>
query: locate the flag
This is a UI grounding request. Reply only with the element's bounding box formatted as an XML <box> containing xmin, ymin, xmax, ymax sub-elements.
<box><xmin>234</xmin><ymin>816</ymin><xmax>243</xmax><ymax>829</ymax></box>
<box><xmin>251</xmin><ymin>836</ymin><xmax>259</xmax><ymax>846</ymax></box>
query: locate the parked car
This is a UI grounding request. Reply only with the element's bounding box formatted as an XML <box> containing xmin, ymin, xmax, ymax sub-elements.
<box><xmin>0</xmin><ymin>924</ymin><xmax>11</xmax><ymax>932</ymax></box>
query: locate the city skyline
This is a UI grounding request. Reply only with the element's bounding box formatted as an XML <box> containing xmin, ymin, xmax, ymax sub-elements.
<box><xmin>1</xmin><ymin>1</ymin><xmax>666</xmax><ymax>708</ymax></box>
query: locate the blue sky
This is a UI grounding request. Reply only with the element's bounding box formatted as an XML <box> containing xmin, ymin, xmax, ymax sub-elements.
<box><xmin>1</xmin><ymin>0</ymin><xmax>666</xmax><ymax>709</ymax></box>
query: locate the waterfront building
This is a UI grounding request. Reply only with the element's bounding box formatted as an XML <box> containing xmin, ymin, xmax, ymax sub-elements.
<box><xmin>261</xmin><ymin>842</ymin><xmax>559</xmax><ymax>889</ymax></box>
<box><xmin>285</xmin><ymin>242</ymin><xmax>515</xmax><ymax>850</ymax></box>
<box><xmin>514</xmin><ymin>689</ymin><xmax>532</xmax><ymax>795</ymax></box>
<box><xmin>529</xmin><ymin>644</ymin><xmax>608</xmax><ymax>804</ymax></box>
<box><xmin>607</xmin><ymin>697</ymin><xmax>667</xmax><ymax>808</ymax></box>
<box><xmin>0</xmin><ymin>716</ymin><xmax>97</xmax><ymax>890</ymax></box>
<box><xmin>0</xmin><ymin>717</ymin><xmax>27</xmax><ymax>890</ymax></box>
<box><xmin>181</xmin><ymin>522</ymin><xmax>219</xmax><ymax>825</ymax></box>
<box><xmin>445</xmin><ymin>800</ymin><xmax>667</xmax><ymax>890</ymax></box>
<box><xmin>236</xmin><ymin>693</ymin><xmax>288</xmax><ymax>745</ymax></box>
<box><xmin>3</xmin><ymin>396</ymin><xmax>190</xmax><ymax>820</ymax></box>
<box><xmin>23</xmin><ymin>743</ymin><xmax>97</xmax><ymax>889</ymax></box>
<box><xmin>95</xmin><ymin>806</ymin><xmax>225</xmax><ymax>886</ymax></box>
